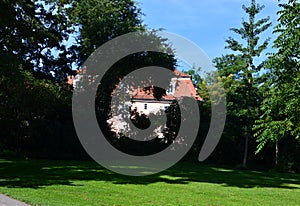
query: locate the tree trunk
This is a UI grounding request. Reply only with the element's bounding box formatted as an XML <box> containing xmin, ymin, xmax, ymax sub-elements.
<box><xmin>242</xmin><ymin>62</ymin><xmax>252</xmax><ymax>168</ymax></box>
<box><xmin>275</xmin><ymin>140</ymin><xmax>278</xmax><ymax>166</ymax></box>
<box><xmin>242</xmin><ymin>133</ymin><xmax>249</xmax><ymax>168</ymax></box>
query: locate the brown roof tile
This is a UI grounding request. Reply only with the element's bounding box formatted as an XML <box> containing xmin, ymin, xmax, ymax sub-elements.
<box><xmin>68</xmin><ymin>68</ymin><xmax>203</xmax><ymax>102</ymax></box>
<box><xmin>131</xmin><ymin>70</ymin><xmax>203</xmax><ymax>101</ymax></box>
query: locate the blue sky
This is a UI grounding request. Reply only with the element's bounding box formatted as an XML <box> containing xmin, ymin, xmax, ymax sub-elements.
<box><xmin>139</xmin><ymin>0</ymin><xmax>281</xmax><ymax>65</ymax></box>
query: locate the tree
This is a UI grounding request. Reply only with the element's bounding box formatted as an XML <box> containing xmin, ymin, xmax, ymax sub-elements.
<box><xmin>0</xmin><ymin>55</ymin><xmax>70</xmax><ymax>155</ymax></box>
<box><xmin>0</xmin><ymin>0</ymin><xmax>176</xmax><ymax>158</ymax></box>
<box><xmin>254</xmin><ymin>0</ymin><xmax>300</xmax><ymax>171</ymax></box>
<box><xmin>68</xmin><ymin>0</ymin><xmax>177</xmax><ymax>152</ymax></box>
<box><xmin>219</xmin><ymin>0</ymin><xmax>272</xmax><ymax>167</ymax></box>
<box><xmin>68</xmin><ymin>0</ymin><xmax>144</xmax><ymax>65</ymax></box>
<box><xmin>0</xmin><ymin>0</ymin><xmax>73</xmax><ymax>82</ymax></box>
<box><xmin>0</xmin><ymin>0</ymin><xmax>76</xmax><ymax>156</ymax></box>
<box><xmin>209</xmin><ymin>55</ymin><xmax>246</xmax><ymax>164</ymax></box>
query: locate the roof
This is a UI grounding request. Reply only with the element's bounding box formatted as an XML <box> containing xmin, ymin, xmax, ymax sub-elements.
<box><xmin>131</xmin><ymin>88</ymin><xmax>176</xmax><ymax>101</ymax></box>
<box><xmin>174</xmin><ymin>70</ymin><xmax>191</xmax><ymax>78</ymax></box>
<box><xmin>174</xmin><ymin>78</ymin><xmax>202</xmax><ymax>101</ymax></box>
<box><xmin>131</xmin><ymin>70</ymin><xmax>203</xmax><ymax>102</ymax></box>
<box><xmin>66</xmin><ymin>68</ymin><xmax>87</xmax><ymax>85</ymax></box>
<box><xmin>67</xmin><ymin>68</ymin><xmax>203</xmax><ymax>102</ymax></box>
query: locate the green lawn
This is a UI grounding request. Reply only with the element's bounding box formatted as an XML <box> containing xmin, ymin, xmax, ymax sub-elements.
<box><xmin>0</xmin><ymin>159</ymin><xmax>299</xmax><ymax>206</ymax></box>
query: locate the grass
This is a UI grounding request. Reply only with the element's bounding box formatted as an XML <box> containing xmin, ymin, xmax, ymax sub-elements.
<box><xmin>0</xmin><ymin>159</ymin><xmax>300</xmax><ymax>206</ymax></box>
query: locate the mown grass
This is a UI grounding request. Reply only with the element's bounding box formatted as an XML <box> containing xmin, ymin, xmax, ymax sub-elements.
<box><xmin>0</xmin><ymin>158</ymin><xmax>300</xmax><ymax>206</ymax></box>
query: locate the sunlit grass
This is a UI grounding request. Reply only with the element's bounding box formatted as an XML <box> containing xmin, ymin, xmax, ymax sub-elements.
<box><xmin>0</xmin><ymin>159</ymin><xmax>299</xmax><ymax>205</ymax></box>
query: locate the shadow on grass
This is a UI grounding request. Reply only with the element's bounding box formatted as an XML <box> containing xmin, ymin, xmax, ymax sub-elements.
<box><xmin>0</xmin><ymin>158</ymin><xmax>299</xmax><ymax>189</ymax></box>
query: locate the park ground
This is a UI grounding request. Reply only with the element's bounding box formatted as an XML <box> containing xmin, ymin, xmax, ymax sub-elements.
<box><xmin>0</xmin><ymin>159</ymin><xmax>299</xmax><ymax>206</ymax></box>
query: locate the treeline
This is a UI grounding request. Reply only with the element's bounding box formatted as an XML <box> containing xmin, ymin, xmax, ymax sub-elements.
<box><xmin>0</xmin><ymin>0</ymin><xmax>175</xmax><ymax>159</ymax></box>
<box><xmin>0</xmin><ymin>0</ymin><xmax>299</xmax><ymax>172</ymax></box>
<box><xmin>189</xmin><ymin>0</ymin><xmax>299</xmax><ymax>172</ymax></box>
<box><xmin>0</xmin><ymin>0</ymin><xmax>148</xmax><ymax>159</ymax></box>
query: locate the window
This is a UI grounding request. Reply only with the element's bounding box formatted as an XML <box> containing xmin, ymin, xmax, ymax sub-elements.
<box><xmin>144</xmin><ymin>104</ymin><xmax>147</xmax><ymax>110</ymax></box>
<box><xmin>167</xmin><ymin>84</ymin><xmax>175</xmax><ymax>94</ymax></box>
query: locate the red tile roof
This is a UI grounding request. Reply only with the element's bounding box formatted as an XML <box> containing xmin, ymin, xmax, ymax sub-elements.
<box><xmin>131</xmin><ymin>88</ymin><xmax>175</xmax><ymax>101</ymax></box>
<box><xmin>174</xmin><ymin>70</ymin><xmax>191</xmax><ymax>77</ymax></box>
<box><xmin>131</xmin><ymin>70</ymin><xmax>202</xmax><ymax>102</ymax></box>
<box><xmin>68</xmin><ymin>68</ymin><xmax>203</xmax><ymax>102</ymax></box>
<box><xmin>66</xmin><ymin>68</ymin><xmax>86</xmax><ymax>85</ymax></box>
<box><xmin>174</xmin><ymin>79</ymin><xmax>202</xmax><ymax>101</ymax></box>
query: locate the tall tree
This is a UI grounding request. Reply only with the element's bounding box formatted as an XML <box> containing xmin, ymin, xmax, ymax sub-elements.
<box><xmin>212</xmin><ymin>55</ymin><xmax>248</xmax><ymax>165</ymax></box>
<box><xmin>68</xmin><ymin>0</ymin><xmax>144</xmax><ymax>65</ymax></box>
<box><xmin>0</xmin><ymin>0</ymin><xmax>74</xmax><ymax>154</ymax></box>
<box><xmin>0</xmin><ymin>0</ymin><xmax>73</xmax><ymax>81</ymax></box>
<box><xmin>0</xmin><ymin>0</ymin><xmax>176</xmax><ymax>157</ymax></box>
<box><xmin>221</xmin><ymin>0</ymin><xmax>272</xmax><ymax>167</ymax></box>
<box><xmin>254</xmin><ymin>0</ymin><xmax>300</xmax><ymax>171</ymax></box>
<box><xmin>68</xmin><ymin>0</ymin><xmax>177</xmax><ymax>151</ymax></box>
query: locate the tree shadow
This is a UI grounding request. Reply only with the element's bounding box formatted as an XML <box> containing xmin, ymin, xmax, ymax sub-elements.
<box><xmin>0</xmin><ymin>159</ymin><xmax>299</xmax><ymax>189</ymax></box>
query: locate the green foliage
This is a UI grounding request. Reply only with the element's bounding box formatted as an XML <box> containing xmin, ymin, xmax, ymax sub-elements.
<box><xmin>0</xmin><ymin>4</ymin><xmax>78</xmax><ymax>156</ymax></box>
<box><xmin>213</xmin><ymin>0</ymin><xmax>272</xmax><ymax>167</ymax></box>
<box><xmin>0</xmin><ymin>0</ymin><xmax>73</xmax><ymax>81</ymax></box>
<box><xmin>225</xmin><ymin>1</ymin><xmax>271</xmax><ymax>63</ymax></box>
<box><xmin>68</xmin><ymin>0</ymin><xmax>145</xmax><ymax>65</ymax></box>
<box><xmin>254</xmin><ymin>0</ymin><xmax>300</xmax><ymax>157</ymax></box>
<box><xmin>1</xmin><ymin>0</ymin><xmax>171</xmax><ymax>158</ymax></box>
<box><xmin>0</xmin><ymin>57</ymin><xmax>60</xmax><ymax>149</ymax></box>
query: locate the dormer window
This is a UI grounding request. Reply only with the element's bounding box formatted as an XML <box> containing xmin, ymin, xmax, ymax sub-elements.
<box><xmin>167</xmin><ymin>82</ymin><xmax>176</xmax><ymax>94</ymax></box>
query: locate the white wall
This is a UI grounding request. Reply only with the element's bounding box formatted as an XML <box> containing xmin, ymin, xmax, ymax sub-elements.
<box><xmin>131</xmin><ymin>101</ymin><xmax>170</xmax><ymax>115</ymax></box>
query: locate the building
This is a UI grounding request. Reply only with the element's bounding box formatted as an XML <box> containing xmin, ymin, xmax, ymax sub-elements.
<box><xmin>68</xmin><ymin>69</ymin><xmax>203</xmax><ymax>137</ymax></box>
<box><xmin>107</xmin><ymin>69</ymin><xmax>203</xmax><ymax>137</ymax></box>
<box><xmin>129</xmin><ymin>70</ymin><xmax>202</xmax><ymax>115</ymax></box>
